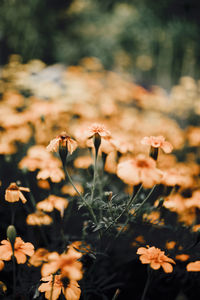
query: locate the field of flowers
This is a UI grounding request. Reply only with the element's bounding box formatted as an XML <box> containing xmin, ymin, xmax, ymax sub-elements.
<box><xmin>1</xmin><ymin>55</ymin><xmax>200</xmax><ymax>299</ymax></box>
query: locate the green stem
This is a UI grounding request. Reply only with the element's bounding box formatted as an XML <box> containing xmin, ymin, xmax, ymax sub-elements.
<box><xmin>103</xmin><ymin>184</ymin><xmax>143</xmax><ymax>234</ymax></box>
<box><xmin>62</xmin><ymin>164</ymin><xmax>97</xmax><ymax>224</ymax></box>
<box><xmin>141</xmin><ymin>267</ymin><xmax>151</xmax><ymax>300</ymax></box>
<box><xmin>91</xmin><ymin>152</ymin><xmax>98</xmax><ymax>203</ymax></box>
<box><xmin>12</xmin><ymin>254</ymin><xmax>16</xmax><ymax>299</ymax></box>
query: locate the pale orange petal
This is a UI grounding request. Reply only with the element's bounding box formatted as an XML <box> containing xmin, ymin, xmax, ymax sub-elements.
<box><xmin>161</xmin><ymin>141</ymin><xmax>173</xmax><ymax>153</ymax></box>
<box><xmin>19</xmin><ymin>191</ymin><xmax>27</xmax><ymax>203</ymax></box>
<box><xmin>150</xmin><ymin>262</ymin><xmax>160</xmax><ymax>270</ymax></box>
<box><xmin>187</xmin><ymin>261</ymin><xmax>200</xmax><ymax>272</ymax></box>
<box><xmin>162</xmin><ymin>262</ymin><xmax>173</xmax><ymax>273</ymax></box>
<box><xmin>15</xmin><ymin>251</ymin><xmax>27</xmax><ymax>264</ymax></box>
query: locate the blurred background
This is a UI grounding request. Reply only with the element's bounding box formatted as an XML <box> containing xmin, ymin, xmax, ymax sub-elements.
<box><xmin>0</xmin><ymin>0</ymin><xmax>199</xmax><ymax>90</ymax></box>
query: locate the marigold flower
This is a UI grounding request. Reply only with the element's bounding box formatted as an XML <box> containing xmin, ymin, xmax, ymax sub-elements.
<box><xmin>47</xmin><ymin>132</ymin><xmax>77</xmax><ymax>154</ymax></box>
<box><xmin>117</xmin><ymin>155</ymin><xmax>163</xmax><ymax>188</ymax></box>
<box><xmin>5</xmin><ymin>182</ymin><xmax>30</xmax><ymax>204</ymax></box>
<box><xmin>37</xmin><ymin>168</ymin><xmax>65</xmax><ymax>183</ymax></box>
<box><xmin>187</xmin><ymin>261</ymin><xmax>200</xmax><ymax>272</ymax></box>
<box><xmin>141</xmin><ymin>136</ymin><xmax>173</xmax><ymax>153</ymax></box>
<box><xmin>36</xmin><ymin>195</ymin><xmax>68</xmax><ymax>217</ymax></box>
<box><xmin>85</xmin><ymin>123</ymin><xmax>111</xmax><ymax>139</ymax></box>
<box><xmin>0</xmin><ymin>237</ymin><xmax>34</xmax><ymax>264</ymax></box>
<box><xmin>38</xmin><ymin>275</ymin><xmax>81</xmax><ymax>300</ymax></box>
<box><xmin>41</xmin><ymin>251</ymin><xmax>83</xmax><ymax>281</ymax></box>
<box><xmin>137</xmin><ymin>246</ymin><xmax>175</xmax><ymax>273</ymax></box>
<box><xmin>29</xmin><ymin>248</ymin><xmax>49</xmax><ymax>267</ymax></box>
<box><xmin>26</xmin><ymin>211</ymin><xmax>53</xmax><ymax>226</ymax></box>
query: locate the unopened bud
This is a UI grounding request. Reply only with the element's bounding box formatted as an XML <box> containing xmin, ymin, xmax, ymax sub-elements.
<box><xmin>7</xmin><ymin>225</ymin><xmax>16</xmax><ymax>250</ymax></box>
<box><xmin>93</xmin><ymin>133</ymin><xmax>101</xmax><ymax>156</ymax></box>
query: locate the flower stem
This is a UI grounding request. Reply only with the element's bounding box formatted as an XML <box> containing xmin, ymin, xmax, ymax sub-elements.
<box><xmin>141</xmin><ymin>267</ymin><xmax>151</xmax><ymax>300</ymax></box>
<box><xmin>91</xmin><ymin>151</ymin><xmax>98</xmax><ymax>203</ymax></box>
<box><xmin>12</xmin><ymin>254</ymin><xmax>16</xmax><ymax>299</ymax></box>
<box><xmin>62</xmin><ymin>164</ymin><xmax>97</xmax><ymax>224</ymax></box>
<box><xmin>103</xmin><ymin>184</ymin><xmax>143</xmax><ymax>234</ymax></box>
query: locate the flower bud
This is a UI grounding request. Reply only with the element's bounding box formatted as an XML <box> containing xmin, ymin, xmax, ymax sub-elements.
<box><xmin>59</xmin><ymin>133</ymin><xmax>69</xmax><ymax>166</ymax></box>
<box><xmin>149</xmin><ymin>146</ymin><xmax>158</xmax><ymax>161</ymax></box>
<box><xmin>93</xmin><ymin>132</ymin><xmax>101</xmax><ymax>156</ymax></box>
<box><xmin>7</xmin><ymin>225</ymin><xmax>16</xmax><ymax>250</ymax></box>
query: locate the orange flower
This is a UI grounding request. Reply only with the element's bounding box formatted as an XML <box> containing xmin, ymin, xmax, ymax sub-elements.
<box><xmin>36</xmin><ymin>195</ymin><xmax>68</xmax><ymax>217</ymax></box>
<box><xmin>117</xmin><ymin>155</ymin><xmax>163</xmax><ymax>188</ymax></box>
<box><xmin>137</xmin><ymin>246</ymin><xmax>175</xmax><ymax>273</ymax></box>
<box><xmin>38</xmin><ymin>275</ymin><xmax>81</xmax><ymax>300</ymax></box>
<box><xmin>85</xmin><ymin>123</ymin><xmax>111</xmax><ymax>139</ymax></box>
<box><xmin>187</xmin><ymin>261</ymin><xmax>200</xmax><ymax>271</ymax></box>
<box><xmin>61</xmin><ymin>184</ymin><xmax>84</xmax><ymax>196</ymax></box>
<box><xmin>175</xmin><ymin>254</ymin><xmax>189</xmax><ymax>262</ymax></box>
<box><xmin>141</xmin><ymin>136</ymin><xmax>173</xmax><ymax>153</ymax></box>
<box><xmin>0</xmin><ymin>237</ymin><xmax>34</xmax><ymax>264</ymax></box>
<box><xmin>37</xmin><ymin>168</ymin><xmax>65</xmax><ymax>183</ymax></box>
<box><xmin>5</xmin><ymin>182</ymin><xmax>30</xmax><ymax>203</ymax></box>
<box><xmin>47</xmin><ymin>132</ymin><xmax>77</xmax><ymax>154</ymax></box>
<box><xmin>41</xmin><ymin>251</ymin><xmax>83</xmax><ymax>281</ymax></box>
<box><xmin>29</xmin><ymin>248</ymin><xmax>49</xmax><ymax>267</ymax></box>
<box><xmin>74</xmin><ymin>156</ymin><xmax>93</xmax><ymax>169</ymax></box>
<box><xmin>26</xmin><ymin>211</ymin><xmax>53</xmax><ymax>226</ymax></box>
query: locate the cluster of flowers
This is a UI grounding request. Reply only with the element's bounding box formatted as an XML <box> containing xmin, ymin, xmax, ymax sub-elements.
<box><xmin>1</xmin><ymin>56</ymin><xmax>200</xmax><ymax>299</ymax></box>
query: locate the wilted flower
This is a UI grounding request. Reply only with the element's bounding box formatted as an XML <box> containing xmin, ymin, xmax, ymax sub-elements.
<box><xmin>117</xmin><ymin>155</ymin><xmax>163</xmax><ymax>188</ymax></box>
<box><xmin>47</xmin><ymin>132</ymin><xmax>77</xmax><ymax>154</ymax></box>
<box><xmin>5</xmin><ymin>182</ymin><xmax>30</xmax><ymax>204</ymax></box>
<box><xmin>137</xmin><ymin>246</ymin><xmax>175</xmax><ymax>273</ymax></box>
<box><xmin>38</xmin><ymin>275</ymin><xmax>81</xmax><ymax>300</ymax></box>
<box><xmin>0</xmin><ymin>237</ymin><xmax>34</xmax><ymax>264</ymax></box>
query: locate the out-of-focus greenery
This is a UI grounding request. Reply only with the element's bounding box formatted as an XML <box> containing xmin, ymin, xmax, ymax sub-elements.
<box><xmin>0</xmin><ymin>0</ymin><xmax>199</xmax><ymax>89</ymax></box>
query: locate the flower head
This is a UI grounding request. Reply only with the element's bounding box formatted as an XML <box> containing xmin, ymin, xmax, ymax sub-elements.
<box><xmin>187</xmin><ymin>261</ymin><xmax>200</xmax><ymax>272</ymax></box>
<box><xmin>26</xmin><ymin>211</ymin><xmax>53</xmax><ymax>226</ymax></box>
<box><xmin>38</xmin><ymin>275</ymin><xmax>81</xmax><ymax>300</ymax></box>
<box><xmin>117</xmin><ymin>155</ymin><xmax>163</xmax><ymax>188</ymax></box>
<box><xmin>137</xmin><ymin>246</ymin><xmax>175</xmax><ymax>273</ymax></box>
<box><xmin>141</xmin><ymin>136</ymin><xmax>173</xmax><ymax>153</ymax></box>
<box><xmin>47</xmin><ymin>132</ymin><xmax>77</xmax><ymax>154</ymax></box>
<box><xmin>0</xmin><ymin>237</ymin><xmax>34</xmax><ymax>264</ymax></box>
<box><xmin>85</xmin><ymin>123</ymin><xmax>111</xmax><ymax>139</ymax></box>
<box><xmin>41</xmin><ymin>251</ymin><xmax>83</xmax><ymax>281</ymax></box>
<box><xmin>5</xmin><ymin>182</ymin><xmax>30</xmax><ymax>204</ymax></box>
<box><xmin>36</xmin><ymin>195</ymin><xmax>68</xmax><ymax>217</ymax></box>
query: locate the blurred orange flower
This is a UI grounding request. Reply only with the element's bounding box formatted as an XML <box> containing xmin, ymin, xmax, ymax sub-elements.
<box><xmin>26</xmin><ymin>211</ymin><xmax>53</xmax><ymax>226</ymax></box>
<box><xmin>187</xmin><ymin>261</ymin><xmax>200</xmax><ymax>272</ymax></box>
<box><xmin>137</xmin><ymin>246</ymin><xmax>175</xmax><ymax>273</ymax></box>
<box><xmin>117</xmin><ymin>154</ymin><xmax>163</xmax><ymax>188</ymax></box>
<box><xmin>175</xmin><ymin>254</ymin><xmax>189</xmax><ymax>262</ymax></box>
<box><xmin>36</xmin><ymin>195</ymin><xmax>68</xmax><ymax>217</ymax></box>
<box><xmin>0</xmin><ymin>237</ymin><xmax>34</xmax><ymax>264</ymax></box>
<box><xmin>41</xmin><ymin>251</ymin><xmax>83</xmax><ymax>281</ymax></box>
<box><xmin>47</xmin><ymin>132</ymin><xmax>77</xmax><ymax>154</ymax></box>
<box><xmin>37</xmin><ymin>168</ymin><xmax>65</xmax><ymax>183</ymax></box>
<box><xmin>141</xmin><ymin>136</ymin><xmax>173</xmax><ymax>153</ymax></box>
<box><xmin>38</xmin><ymin>275</ymin><xmax>81</xmax><ymax>300</ymax></box>
<box><xmin>29</xmin><ymin>248</ymin><xmax>49</xmax><ymax>267</ymax></box>
<box><xmin>5</xmin><ymin>182</ymin><xmax>30</xmax><ymax>204</ymax></box>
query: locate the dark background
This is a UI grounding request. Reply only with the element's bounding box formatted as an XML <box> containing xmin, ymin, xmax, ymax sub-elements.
<box><xmin>0</xmin><ymin>0</ymin><xmax>200</xmax><ymax>89</ymax></box>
